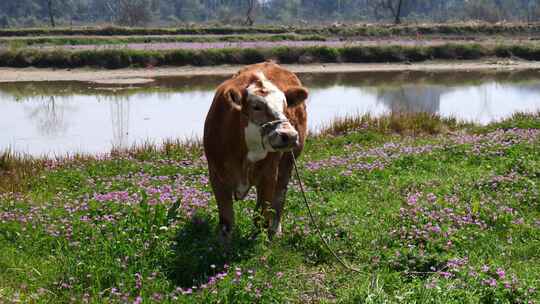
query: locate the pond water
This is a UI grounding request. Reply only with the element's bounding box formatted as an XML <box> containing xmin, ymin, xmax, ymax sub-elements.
<box><xmin>2</xmin><ymin>70</ymin><xmax>540</xmax><ymax>156</ymax></box>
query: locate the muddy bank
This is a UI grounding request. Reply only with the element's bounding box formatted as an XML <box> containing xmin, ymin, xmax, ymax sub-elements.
<box><xmin>1</xmin><ymin>61</ymin><xmax>540</xmax><ymax>83</ymax></box>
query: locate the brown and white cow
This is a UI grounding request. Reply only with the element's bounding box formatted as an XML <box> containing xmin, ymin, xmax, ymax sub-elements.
<box><xmin>203</xmin><ymin>62</ymin><xmax>308</xmax><ymax>242</ymax></box>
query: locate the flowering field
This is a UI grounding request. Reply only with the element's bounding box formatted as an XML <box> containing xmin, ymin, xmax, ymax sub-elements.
<box><xmin>0</xmin><ymin>113</ymin><xmax>539</xmax><ymax>303</ymax></box>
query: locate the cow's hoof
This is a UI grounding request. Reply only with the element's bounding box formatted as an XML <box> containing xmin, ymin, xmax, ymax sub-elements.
<box><xmin>269</xmin><ymin>222</ymin><xmax>282</xmax><ymax>239</ymax></box>
<box><xmin>249</xmin><ymin>228</ymin><xmax>261</xmax><ymax>240</ymax></box>
<box><xmin>218</xmin><ymin>235</ymin><xmax>232</xmax><ymax>252</ymax></box>
<box><xmin>218</xmin><ymin>227</ymin><xmax>232</xmax><ymax>249</ymax></box>
<box><xmin>275</xmin><ymin>222</ymin><xmax>283</xmax><ymax>235</ymax></box>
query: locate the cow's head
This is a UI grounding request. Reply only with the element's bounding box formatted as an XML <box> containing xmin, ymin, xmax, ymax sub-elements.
<box><xmin>225</xmin><ymin>72</ymin><xmax>308</xmax><ymax>157</ymax></box>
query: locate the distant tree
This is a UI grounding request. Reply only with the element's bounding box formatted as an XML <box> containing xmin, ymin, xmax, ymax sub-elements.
<box><xmin>6</xmin><ymin>0</ymin><xmax>540</xmax><ymax>27</ymax></box>
<box><xmin>263</xmin><ymin>0</ymin><xmax>301</xmax><ymax>22</ymax></box>
<box><xmin>376</xmin><ymin>0</ymin><xmax>405</xmax><ymax>24</ymax></box>
<box><xmin>0</xmin><ymin>15</ymin><xmax>8</xmax><ymax>28</ymax></box>
<box><xmin>47</xmin><ymin>0</ymin><xmax>56</xmax><ymax>27</ymax></box>
<box><xmin>394</xmin><ymin>0</ymin><xmax>404</xmax><ymax>24</ymax></box>
<box><xmin>524</xmin><ymin>0</ymin><xmax>540</xmax><ymax>22</ymax></box>
<box><xmin>171</xmin><ymin>0</ymin><xmax>205</xmax><ymax>22</ymax></box>
<box><xmin>244</xmin><ymin>0</ymin><xmax>256</xmax><ymax>26</ymax></box>
<box><xmin>116</xmin><ymin>0</ymin><xmax>157</xmax><ymax>26</ymax></box>
<box><xmin>465</xmin><ymin>0</ymin><xmax>501</xmax><ymax>22</ymax></box>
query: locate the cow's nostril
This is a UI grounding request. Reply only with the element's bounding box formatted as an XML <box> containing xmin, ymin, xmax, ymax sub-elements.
<box><xmin>280</xmin><ymin>133</ymin><xmax>289</xmax><ymax>143</ymax></box>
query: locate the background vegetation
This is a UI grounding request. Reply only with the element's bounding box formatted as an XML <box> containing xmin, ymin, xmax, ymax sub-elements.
<box><xmin>2</xmin><ymin>43</ymin><xmax>540</xmax><ymax>69</ymax></box>
<box><xmin>4</xmin><ymin>0</ymin><xmax>540</xmax><ymax>28</ymax></box>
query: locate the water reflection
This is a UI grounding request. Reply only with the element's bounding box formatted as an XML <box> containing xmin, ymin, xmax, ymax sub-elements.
<box><xmin>108</xmin><ymin>98</ymin><xmax>131</xmax><ymax>151</ymax></box>
<box><xmin>25</xmin><ymin>96</ymin><xmax>72</xmax><ymax>137</ymax></box>
<box><xmin>1</xmin><ymin>70</ymin><xmax>540</xmax><ymax>156</ymax></box>
<box><xmin>377</xmin><ymin>86</ymin><xmax>445</xmax><ymax>113</ymax></box>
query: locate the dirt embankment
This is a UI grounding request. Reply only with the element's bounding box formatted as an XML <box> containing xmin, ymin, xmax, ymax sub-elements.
<box><xmin>1</xmin><ymin>60</ymin><xmax>539</xmax><ymax>84</ymax></box>
<box><xmin>4</xmin><ymin>38</ymin><xmax>534</xmax><ymax>51</ymax></box>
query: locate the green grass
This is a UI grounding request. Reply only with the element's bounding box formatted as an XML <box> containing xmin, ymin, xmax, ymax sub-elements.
<box><xmin>0</xmin><ymin>34</ymin><xmax>327</xmax><ymax>47</ymax></box>
<box><xmin>317</xmin><ymin>112</ymin><xmax>471</xmax><ymax>137</ymax></box>
<box><xmin>1</xmin><ymin>43</ymin><xmax>538</xmax><ymax>69</ymax></box>
<box><xmin>4</xmin><ymin>22</ymin><xmax>540</xmax><ymax>37</ymax></box>
<box><xmin>0</xmin><ymin>112</ymin><xmax>539</xmax><ymax>303</ymax></box>
<box><xmin>0</xmin><ymin>25</ymin><xmax>289</xmax><ymax>37</ymax></box>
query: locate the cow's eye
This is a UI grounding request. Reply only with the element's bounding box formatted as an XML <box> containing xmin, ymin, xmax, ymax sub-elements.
<box><xmin>253</xmin><ymin>104</ymin><xmax>263</xmax><ymax>111</ymax></box>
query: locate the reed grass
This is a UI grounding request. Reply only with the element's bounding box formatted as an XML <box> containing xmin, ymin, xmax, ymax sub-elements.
<box><xmin>316</xmin><ymin>112</ymin><xmax>468</xmax><ymax>136</ymax></box>
<box><xmin>0</xmin><ymin>137</ymin><xmax>202</xmax><ymax>193</ymax></box>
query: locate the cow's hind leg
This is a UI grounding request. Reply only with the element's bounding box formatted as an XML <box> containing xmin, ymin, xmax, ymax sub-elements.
<box><xmin>209</xmin><ymin>173</ymin><xmax>234</xmax><ymax>245</ymax></box>
<box><xmin>270</xmin><ymin>152</ymin><xmax>296</xmax><ymax>236</ymax></box>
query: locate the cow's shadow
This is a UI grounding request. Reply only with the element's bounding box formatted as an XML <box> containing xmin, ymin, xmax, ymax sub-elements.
<box><xmin>166</xmin><ymin>213</ymin><xmax>258</xmax><ymax>288</ymax></box>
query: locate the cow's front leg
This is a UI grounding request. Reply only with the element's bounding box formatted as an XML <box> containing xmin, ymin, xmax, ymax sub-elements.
<box><xmin>255</xmin><ymin>177</ymin><xmax>276</xmax><ymax>233</ymax></box>
<box><xmin>254</xmin><ymin>161</ymin><xmax>279</xmax><ymax>236</ymax></box>
<box><xmin>270</xmin><ymin>152</ymin><xmax>295</xmax><ymax>237</ymax></box>
<box><xmin>209</xmin><ymin>174</ymin><xmax>234</xmax><ymax>245</ymax></box>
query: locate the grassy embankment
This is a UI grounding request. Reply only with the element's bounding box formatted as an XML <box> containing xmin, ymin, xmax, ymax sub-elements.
<box><xmin>0</xmin><ymin>112</ymin><xmax>539</xmax><ymax>303</ymax></box>
<box><xmin>2</xmin><ymin>43</ymin><xmax>540</xmax><ymax>69</ymax></box>
<box><xmin>0</xmin><ymin>34</ymin><xmax>328</xmax><ymax>48</ymax></box>
<box><xmin>3</xmin><ymin>22</ymin><xmax>540</xmax><ymax>37</ymax></box>
<box><xmin>3</xmin><ymin>22</ymin><xmax>539</xmax><ymax>47</ymax></box>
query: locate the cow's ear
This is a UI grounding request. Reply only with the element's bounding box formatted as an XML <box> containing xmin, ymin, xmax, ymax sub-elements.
<box><xmin>285</xmin><ymin>86</ymin><xmax>308</xmax><ymax>107</ymax></box>
<box><xmin>224</xmin><ymin>87</ymin><xmax>243</xmax><ymax>111</ymax></box>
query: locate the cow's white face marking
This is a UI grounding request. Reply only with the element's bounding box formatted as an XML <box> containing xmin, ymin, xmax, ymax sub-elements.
<box><xmin>244</xmin><ymin>72</ymin><xmax>290</xmax><ymax>162</ymax></box>
<box><xmin>245</xmin><ymin>121</ymin><xmax>268</xmax><ymax>162</ymax></box>
<box><xmin>246</xmin><ymin>72</ymin><xmax>288</xmax><ymax>122</ymax></box>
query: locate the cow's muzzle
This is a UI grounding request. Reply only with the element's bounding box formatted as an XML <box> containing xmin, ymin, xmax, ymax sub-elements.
<box><xmin>260</xmin><ymin>119</ymin><xmax>299</xmax><ymax>151</ymax></box>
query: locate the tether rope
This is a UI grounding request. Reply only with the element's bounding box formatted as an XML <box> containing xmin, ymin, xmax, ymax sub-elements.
<box><xmin>290</xmin><ymin>152</ymin><xmax>364</xmax><ymax>274</ymax></box>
